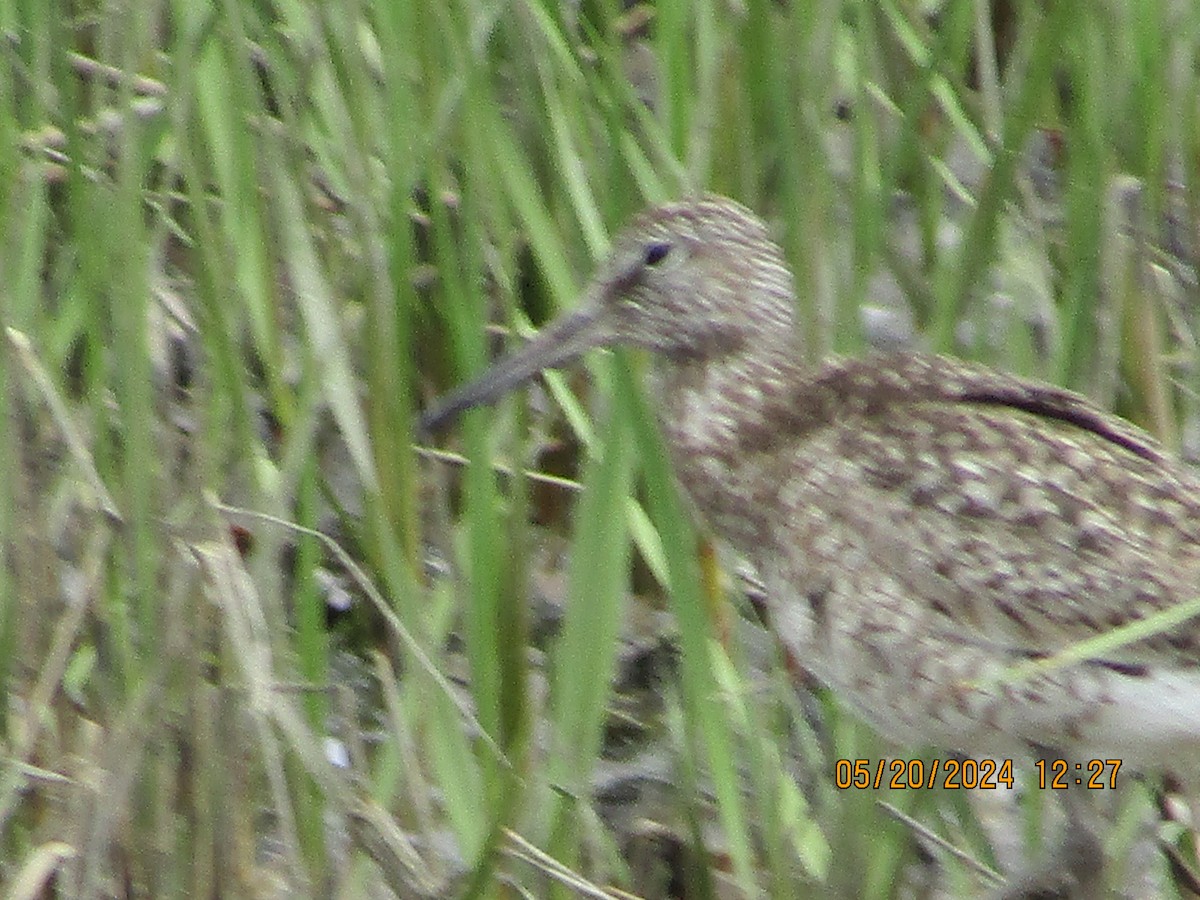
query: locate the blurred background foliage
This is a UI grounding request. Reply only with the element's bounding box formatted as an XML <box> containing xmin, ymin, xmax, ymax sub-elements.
<box><xmin>2</xmin><ymin>0</ymin><xmax>1200</xmax><ymax>896</ymax></box>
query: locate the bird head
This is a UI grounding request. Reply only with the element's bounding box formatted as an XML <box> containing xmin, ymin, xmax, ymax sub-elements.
<box><xmin>420</xmin><ymin>195</ymin><xmax>795</xmax><ymax>435</ymax></box>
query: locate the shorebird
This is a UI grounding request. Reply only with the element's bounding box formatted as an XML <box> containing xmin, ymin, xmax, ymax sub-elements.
<box><xmin>421</xmin><ymin>194</ymin><xmax>1200</xmax><ymax>799</ymax></box>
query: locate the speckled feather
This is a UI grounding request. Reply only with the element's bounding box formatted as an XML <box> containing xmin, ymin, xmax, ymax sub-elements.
<box><xmin>423</xmin><ymin>195</ymin><xmax>1200</xmax><ymax>767</ymax></box>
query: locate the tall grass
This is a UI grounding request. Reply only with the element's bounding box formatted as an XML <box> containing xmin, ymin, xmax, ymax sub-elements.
<box><xmin>3</xmin><ymin>0</ymin><xmax>1199</xmax><ymax>897</ymax></box>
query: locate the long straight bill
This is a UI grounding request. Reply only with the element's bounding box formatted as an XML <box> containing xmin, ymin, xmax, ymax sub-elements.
<box><xmin>419</xmin><ymin>305</ymin><xmax>607</xmax><ymax>437</ymax></box>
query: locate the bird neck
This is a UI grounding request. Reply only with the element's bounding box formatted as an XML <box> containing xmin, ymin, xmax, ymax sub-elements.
<box><xmin>648</xmin><ymin>331</ymin><xmax>804</xmax><ymax>554</ymax></box>
<box><xmin>650</xmin><ymin>324</ymin><xmax>802</xmax><ymax>433</ymax></box>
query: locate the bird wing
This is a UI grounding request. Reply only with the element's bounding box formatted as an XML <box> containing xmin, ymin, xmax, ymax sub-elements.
<box><xmin>761</xmin><ymin>352</ymin><xmax>1200</xmax><ymax>668</ymax></box>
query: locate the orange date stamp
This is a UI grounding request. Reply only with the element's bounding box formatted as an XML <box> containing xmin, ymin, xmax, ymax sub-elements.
<box><xmin>834</xmin><ymin>757</ymin><xmax>1123</xmax><ymax>790</ymax></box>
<box><xmin>835</xmin><ymin>757</ymin><xmax>1015</xmax><ymax>790</ymax></box>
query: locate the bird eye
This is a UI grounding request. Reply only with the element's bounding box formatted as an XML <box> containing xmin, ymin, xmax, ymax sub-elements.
<box><xmin>643</xmin><ymin>242</ymin><xmax>671</xmax><ymax>267</ymax></box>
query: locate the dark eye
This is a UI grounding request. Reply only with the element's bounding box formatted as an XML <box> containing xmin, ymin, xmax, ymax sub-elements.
<box><xmin>643</xmin><ymin>242</ymin><xmax>671</xmax><ymax>267</ymax></box>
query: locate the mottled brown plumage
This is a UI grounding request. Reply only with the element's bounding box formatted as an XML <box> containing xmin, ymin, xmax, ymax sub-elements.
<box><xmin>422</xmin><ymin>195</ymin><xmax>1200</xmax><ymax>769</ymax></box>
